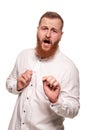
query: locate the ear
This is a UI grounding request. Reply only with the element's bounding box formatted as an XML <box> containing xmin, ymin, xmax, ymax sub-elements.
<box><xmin>61</xmin><ymin>31</ymin><xmax>64</xmax><ymax>38</ymax></box>
<box><xmin>61</xmin><ymin>31</ymin><xmax>64</xmax><ymax>36</ymax></box>
<box><xmin>59</xmin><ymin>31</ymin><xmax>64</xmax><ymax>41</ymax></box>
<box><xmin>37</xmin><ymin>26</ymin><xmax>39</xmax><ymax>30</ymax></box>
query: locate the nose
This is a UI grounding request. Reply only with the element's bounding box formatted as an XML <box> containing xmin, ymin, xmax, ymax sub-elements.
<box><xmin>46</xmin><ymin>30</ymin><xmax>51</xmax><ymax>38</ymax></box>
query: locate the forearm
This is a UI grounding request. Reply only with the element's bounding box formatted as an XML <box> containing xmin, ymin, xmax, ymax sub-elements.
<box><xmin>49</xmin><ymin>96</ymin><xmax>80</xmax><ymax>118</ymax></box>
<box><xmin>50</xmin><ymin>65</ymin><xmax>80</xmax><ymax>118</ymax></box>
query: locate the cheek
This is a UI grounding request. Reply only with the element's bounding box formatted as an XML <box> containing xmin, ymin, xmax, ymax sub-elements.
<box><xmin>51</xmin><ymin>37</ymin><xmax>58</xmax><ymax>43</ymax></box>
<box><xmin>38</xmin><ymin>33</ymin><xmax>44</xmax><ymax>42</ymax></box>
<box><xmin>53</xmin><ymin>35</ymin><xmax>62</xmax><ymax>42</ymax></box>
<box><xmin>38</xmin><ymin>30</ymin><xmax>45</xmax><ymax>37</ymax></box>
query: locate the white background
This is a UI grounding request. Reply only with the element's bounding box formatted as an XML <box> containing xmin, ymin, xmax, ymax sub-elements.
<box><xmin>0</xmin><ymin>0</ymin><xmax>88</xmax><ymax>129</ymax></box>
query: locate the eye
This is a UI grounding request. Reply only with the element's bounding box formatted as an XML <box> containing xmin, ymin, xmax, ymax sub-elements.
<box><xmin>41</xmin><ymin>26</ymin><xmax>48</xmax><ymax>30</ymax></box>
<box><xmin>53</xmin><ymin>30</ymin><xmax>57</xmax><ymax>33</ymax></box>
<box><xmin>51</xmin><ymin>28</ymin><xmax>57</xmax><ymax>33</ymax></box>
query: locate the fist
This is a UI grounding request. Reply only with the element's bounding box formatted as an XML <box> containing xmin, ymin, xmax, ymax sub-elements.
<box><xmin>17</xmin><ymin>70</ymin><xmax>32</xmax><ymax>91</ymax></box>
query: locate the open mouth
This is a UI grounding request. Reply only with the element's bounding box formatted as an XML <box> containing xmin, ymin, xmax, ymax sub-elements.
<box><xmin>43</xmin><ymin>39</ymin><xmax>51</xmax><ymax>44</ymax></box>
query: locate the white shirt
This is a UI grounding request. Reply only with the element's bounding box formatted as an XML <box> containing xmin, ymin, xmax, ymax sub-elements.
<box><xmin>6</xmin><ymin>48</ymin><xmax>80</xmax><ymax>130</ymax></box>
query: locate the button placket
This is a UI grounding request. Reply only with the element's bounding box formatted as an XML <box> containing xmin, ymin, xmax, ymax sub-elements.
<box><xmin>26</xmin><ymin>82</ymin><xmax>33</xmax><ymax>102</ymax></box>
<box><xmin>21</xmin><ymin>109</ymin><xmax>26</xmax><ymax>125</ymax></box>
<box><xmin>21</xmin><ymin>83</ymin><xmax>34</xmax><ymax>129</ymax></box>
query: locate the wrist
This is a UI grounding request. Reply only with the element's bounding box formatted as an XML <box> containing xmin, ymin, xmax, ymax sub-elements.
<box><xmin>49</xmin><ymin>97</ymin><xmax>58</xmax><ymax>103</ymax></box>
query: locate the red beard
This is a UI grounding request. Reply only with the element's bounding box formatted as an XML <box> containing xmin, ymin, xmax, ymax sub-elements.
<box><xmin>35</xmin><ymin>36</ymin><xmax>59</xmax><ymax>59</ymax></box>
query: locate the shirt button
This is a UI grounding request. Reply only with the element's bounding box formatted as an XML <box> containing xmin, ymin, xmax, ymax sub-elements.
<box><xmin>51</xmin><ymin>104</ymin><xmax>54</xmax><ymax>107</ymax></box>
<box><xmin>23</xmin><ymin>110</ymin><xmax>26</xmax><ymax>113</ymax></box>
<box><xmin>27</xmin><ymin>97</ymin><xmax>29</xmax><ymax>100</ymax></box>
<box><xmin>39</xmin><ymin>58</ymin><xmax>43</xmax><ymax>61</ymax></box>
<box><xmin>30</xmin><ymin>83</ymin><xmax>33</xmax><ymax>87</ymax></box>
<box><xmin>22</xmin><ymin>123</ymin><xmax>24</xmax><ymax>125</ymax></box>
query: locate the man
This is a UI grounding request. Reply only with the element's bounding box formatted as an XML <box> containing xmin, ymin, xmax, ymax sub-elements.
<box><xmin>6</xmin><ymin>11</ymin><xmax>80</xmax><ymax>130</ymax></box>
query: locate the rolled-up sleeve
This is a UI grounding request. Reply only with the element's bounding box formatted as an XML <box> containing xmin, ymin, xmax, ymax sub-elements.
<box><xmin>50</xmin><ymin>65</ymin><xmax>80</xmax><ymax>118</ymax></box>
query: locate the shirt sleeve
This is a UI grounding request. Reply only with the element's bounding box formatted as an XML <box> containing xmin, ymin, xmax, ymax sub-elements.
<box><xmin>6</xmin><ymin>55</ymin><xmax>22</xmax><ymax>94</ymax></box>
<box><xmin>50</xmin><ymin>65</ymin><xmax>80</xmax><ymax>118</ymax></box>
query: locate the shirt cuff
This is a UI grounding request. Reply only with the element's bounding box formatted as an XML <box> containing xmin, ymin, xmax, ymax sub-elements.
<box><xmin>7</xmin><ymin>80</ymin><xmax>23</xmax><ymax>94</ymax></box>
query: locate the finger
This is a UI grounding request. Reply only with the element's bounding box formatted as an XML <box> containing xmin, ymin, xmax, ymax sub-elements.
<box><xmin>53</xmin><ymin>81</ymin><xmax>59</xmax><ymax>87</ymax></box>
<box><xmin>43</xmin><ymin>80</ymin><xmax>49</xmax><ymax>87</ymax></box>
<box><xmin>49</xmin><ymin>78</ymin><xmax>56</xmax><ymax>86</ymax></box>
<box><xmin>46</xmin><ymin>76</ymin><xmax>56</xmax><ymax>88</ymax></box>
<box><xmin>22</xmin><ymin>70</ymin><xmax>32</xmax><ymax>82</ymax></box>
<box><xmin>46</xmin><ymin>76</ymin><xmax>54</xmax><ymax>82</ymax></box>
<box><xmin>53</xmin><ymin>81</ymin><xmax>60</xmax><ymax>90</ymax></box>
<box><xmin>42</xmin><ymin>76</ymin><xmax>48</xmax><ymax>81</ymax></box>
<box><xmin>19</xmin><ymin>76</ymin><xmax>27</xmax><ymax>84</ymax></box>
<box><xmin>46</xmin><ymin>81</ymin><xmax>50</xmax><ymax>86</ymax></box>
<box><xmin>25</xmin><ymin>70</ymin><xmax>32</xmax><ymax>78</ymax></box>
<box><xmin>26</xmin><ymin>70</ymin><xmax>33</xmax><ymax>76</ymax></box>
<box><xmin>25</xmin><ymin>72</ymin><xmax>32</xmax><ymax>80</ymax></box>
<box><xmin>22</xmin><ymin>74</ymin><xmax>30</xmax><ymax>82</ymax></box>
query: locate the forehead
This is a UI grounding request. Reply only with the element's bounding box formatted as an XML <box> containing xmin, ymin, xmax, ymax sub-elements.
<box><xmin>39</xmin><ymin>17</ymin><xmax>62</xmax><ymax>29</ymax></box>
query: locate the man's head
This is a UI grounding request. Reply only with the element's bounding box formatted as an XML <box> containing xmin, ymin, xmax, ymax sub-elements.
<box><xmin>36</xmin><ymin>11</ymin><xmax>64</xmax><ymax>59</ymax></box>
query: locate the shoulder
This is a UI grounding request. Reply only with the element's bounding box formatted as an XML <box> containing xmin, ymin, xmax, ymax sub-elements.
<box><xmin>17</xmin><ymin>48</ymin><xmax>35</xmax><ymax>58</ymax></box>
<box><xmin>19</xmin><ymin>48</ymin><xmax>34</xmax><ymax>55</ymax></box>
<box><xmin>58</xmin><ymin>51</ymin><xmax>79</xmax><ymax>74</ymax></box>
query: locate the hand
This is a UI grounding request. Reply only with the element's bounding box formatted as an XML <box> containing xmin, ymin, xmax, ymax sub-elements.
<box><xmin>42</xmin><ymin>76</ymin><xmax>60</xmax><ymax>103</ymax></box>
<box><xmin>17</xmin><ymin>70</ymin><xmax>32</xmax><ymax>91</ymax></box>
